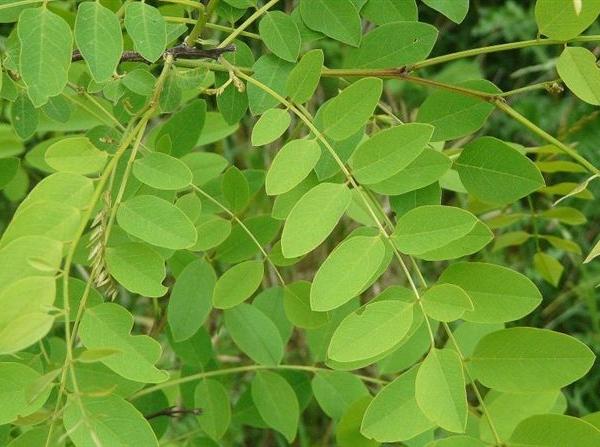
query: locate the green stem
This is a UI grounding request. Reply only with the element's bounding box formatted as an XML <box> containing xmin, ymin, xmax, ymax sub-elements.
<box><xmin>410</xmin><ymin>35</ymin><xmax>600</xmax><ymax>71</ymax></box>
<box><xmin>160</xmin><ymin>0</ymin><xmax>205</xmax><ymax>9</ymax></box>
<box><xmin>132</xmin><ymin>364</ymin><xmax>387</xmax><ymax>399</ymax></box>
<box><xmin>494</xmin><ymin>100</ymin><xmax>599</xmax><ymax>174</ymax></box>
<box><xmin>498</xmin><ymin>79</ymin><xmax>561</xmax><ymax>97</ymax></box>
<box><xmin>218</xmin><ymin>0</ymin><xmax>280</xmax><ymax>48</ymax></box>
<box><xmin>191</xmin><ymin>184</ymin><xmax>286</xmax><ymax>285</ymax></box>
<box><xmin>184</xmin><ymin>0</ymin><xmax>220</xmax><ymax>46</ymax></box>
<box><xmin>165</xmin><ymin>16</ymin><xmax>261</xmax><ymax>39</ymax></box>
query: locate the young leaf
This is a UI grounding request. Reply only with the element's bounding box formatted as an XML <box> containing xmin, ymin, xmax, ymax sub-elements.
<box><xmin>133</xmin><ymin>152</ymin><xmax>193</xmax><ymax>190</ymax></box>
<box><xmin>455</xmin><ymin>137</ymin><xmax>545</xmax><ymax>204</ymax></box>
<box><xmin>223</xmin><ymin>303</ymin><xmax>283</xmax><ymax>365</ymax></box>
<box><xmin>45</xmin><ymin>136</ymin><xmax>108</xmax><ymax>175</ymax></box>
<box><xmin>328</xmin><ymin>300</ymin><xmax>413</xmax><ymax>362</ymax></box>
<box><xmin>350</xmin><ymin>123</ymin><xmax>433</xmax><ymax>184</ymax></box>
<box><xmin>281</xmin><ymin>182</ymin><xmax>352</xmax><ymax>258</ymax></box>
<box><xmin>213</xmin><ymin>260</ymin><xmax>264</xmax><ymax>309</ymax></box>
<box><xmin>439</xmin><ymin>262</ymin><xmax>542</xmax><ymax>323</ymax></box>
<box><xmin>421</xmin><ymin>283</ymin><xmax>473</xmax><ymax>322</ymax></box>
<box><xmin>471</xmin><ymin>328</ymin><xmax>595</xmax><ymax>392</ymax></box>
<box><xmin>557</xmin><ymin>47</ymin><xmax>600</xmax><ymax>106</ymax></box>
<box><xmin>124</xmin><ymin>2</ymin><xmax>166</xmax><ymax>62</ymax></box>
<box><xmin>63</xmin><ymin>395</ymin><xmax>159</xmax><ymax>446</ymax></box>
<box><xmin>168</xmin><ymin>259</ymin><xmax>216</xmax><ymax>341</ymax></box>
<box><xmin>105</xmin><ymin>243</ymin><xmax>167</xmax><ymax>298</ymax></box>
<box><xmin>311</xmin><ymin>370</ymin><xmax>369</xmax><ymax>421</ymax></box>
<box><xmin>392</xmin><ymin>205</ymin><xmax>484</xmax><ymax>255</ymax></box>
<box><xmin>361</xmin><ymin>366</ymin><xmax>434</xmax><ymax>442</ymax></box>
<box><xmin>79</xmin><ymin>303</ymin><xmax>169</xmax><ymax>383</ymax></box>
<box><xmin>345</xmin><ymin>22</ymin><xmax>438</xmax><ymax>68</ymax></box>
<box><xmin>266</xmin><ymin>139</ymin><xmax>321</xmax><ymax>195</ymax></box>
<box><xmin>415</xmin><ymin>348</ymin><xmax>467</xmax><ymax>433</ymax></box>
<box><xmin>251</xmin><ymin>371</ymin><xmax>299</xmax><ymax>442</ymax></box>
<box><xmin>74</xmin><ymin>2</ymin><xmax>123</xmax><ymax>82</ymax></box>
<box><xmin>534</xmin><ymin>252</ymin><xmax>564</xmax><ymax>287</ymax></box>
<box><xmin>17</xmin><ymin>7</ymin><xmax>72</xmax><ymax>106</ymax></box>
<box><xmin>422</xmin><ymin>0</ymin><xmax>469</xmax><ymax>23</ymax></box>
<box><xmin>299</xmin><ymin>0</ymin><xmax>361</xmax><ymax>46</ymax></box>
<box><xmin>311</xmin><ymin>236</ymin><xmax>386</xmax><ymax>311</ymax></box>
<box><xmin>194</xmin><ymin>379</ymin><xmax>231</xmax><ymax>440</ymax></box>
<box><xmin>0</xmin><ymin>362</ymin><xmax>52</xmax><ymax>424</ymax></box>
<box><xmin>116</xmin><ymin>195</ymin><xmax>197</xmax><ymax>249</ymax></box>
<box><xmin>322</xmin><ymin>77</ymin><xmax>383</xmax><ymax>140</ymax></box>
<box><xmin>535</xmin><ymin>0</ymin><xmax>600</xmax><ymax>40</ymax></box>
<box><xmin>510</xmin><ymin>414</ymin><xmax>600</xmax><ymax>447</ymax></box>
<box><xmin>251</xmin><ymin>108</ymin><xmax>291</xmax><ymax>146</ymax></box>
<box><xmin>416</xmin><ymin>80</ymin><xmax>500</xmax><ymax>142</ymax></box>
<box><xmin>259</xmin><ymin>11</ymin><xmax>300</xmax><ymax>62</ymax></box>
<box><xmin>286</xmin><ymin>49</ymin><xmax>324</xmax><ymax>104</ymax></box>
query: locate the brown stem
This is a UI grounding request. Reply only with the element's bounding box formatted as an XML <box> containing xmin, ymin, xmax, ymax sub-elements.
<box><xmin>71</xmin><ymin>44</ymin><xmax>235</xmax><ymax>64</ymax></box>
<box><xmin>145</xmin><ymin>406</ymin><xmax>203</xmax><ymax>420</ymax></box>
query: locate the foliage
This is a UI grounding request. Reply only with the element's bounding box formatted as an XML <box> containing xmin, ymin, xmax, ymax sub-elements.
<box><xmin>0</xmin><ymin>0</ymin><xmax>599</xmax><ymax>446</ymax></box>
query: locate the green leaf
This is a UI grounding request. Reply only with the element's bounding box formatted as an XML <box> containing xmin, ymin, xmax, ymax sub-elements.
<box><xmin>194</xmin><ymin>379</ymin><xmax>231</xmax><ymax>440</ymax></box>
<box><xmin>0</xmin><ymin>157</ymin><xmax>19</xmax><ymax>190</ymax></box>
<box><xmin>439</xmin><ymin>262</ymin><xmax>542</xmax><ymax>323</ymax></box>
<box><xmin>361</xmin><ymin>367</ymin><xmax>434</xmax><ymax>442</ymax></box>
<box><xmin>416</xmin><ymin>80</ymin><xmax>500</xmax><ymax>142</ymax></box>
<box><xmin>183</xmin><ymin>152</ymin><xmax>228</xmax><ymax>186</ymax></box>
<box><xmin>471</xmin><ymin>328</ymin><xmax>595</xmax><ymax>392</ymax></box>
<box><xmin>415</xmin><ymin>348</ymin><xmax>467</xmax><ymax>433</ymax></box>
<box><xmin>221</xmin><ymin>166</ymin><xmax>249</xmax><ymax>212</ymax></box>
<box><xmin>369</xmin><ymin>148</ymin><xmax>451</xmax><ymax>195</ymax></box>
<box><xmin>105</xmin><ymin>242</ymin><xmax>167</xmax><ymax>297</ymax></box>
<box><xmin>281</xmin><ymin>182</ymin><xmax>352</xmax><ymax>258</ymax></box>
<box><xmin>133</xmin><ymin>152</ymin><xmax>193</xmax><ymax>190</ymax></box>
<box><xmin>336</xmin><ymin>397</ymin><xmax>378</xmax><ymax>447</ymax></box>
<box><xmin>392</xmin><ymin>205</ymin><xmax>486</xmax><ymax>255</ymax></box>
<box><xmin>311</xmin><ymin>236</ymin><xmax>386</xmax><ymax>311</ymax></box>
<box><xmin>251</xmin><ymin>108</ymin><xmax>291</xmax><ymax>146</ymax></box>
<box><xmin>266</xmin><ymin>139</ymin><xmax>321</xmax><ymax>195</ymax></box>
<box><xmin>0</xmin><ymin>276</ymin><xmax>56</xmax><ymax>354</ymax></box>
<box><xmin>422</xmin><ymin>0</ymin><xmax>469</xmax><ymax>23</ymax></box>
<box><xmin>247</xmin><ymin>55</ymin><xmax>293</xmax><ymax>115</ymax></box>
<box><xmin>350</xmin><ymin>123</ymin><xmax>433</xmax><ymax>184</ymax></box>
<box><xmin>283</xmin><ymin>281</ymin><xmax>329</xmax><ymax>329</ymax></box>
<box><xmin>534</xmin><ymin>252</ymin><xmax>564</xmax><ymax>287</ymax></box>
<box><xmin>11</xmin><ymin>92</ymin><xmax>38</xmax><ymax>140</ymax></box>
<box><xmin>311</xmin><ymin>370</ymin><xmax>369</xmax><ymax>421</ymax></box>
<box><xmin>122</xmin><ymin>69</ymin><xmax>156</xmax><ymax>96</ymax></box>
<box><xmin>557</xmin><ymin>46</ymin><xmax>600</xmax><ymax>106</ymax></box>
<box><xmin>510</xmin><ymin>414</ymin><xmax>600</xmax><ymax>447</ymax></box>
<box><xmin>286</xmin><ymin>49</ymin><xmax>323</xmax><ymax>104</ymax></box>
<box><xmin>157</xmin><ymin>99</ymin><xmax>206</xmax><ymax>158</ymax></box>
<box><xmin>259</xmin><ymin>11</ymin><xmax>300</xmax><ymax>62</ymax></box>
<box><xmin>584</xmin><ymin>238</ymin><xmax>600</xmax><ymax>263</ymax></box>
<box><xmin>117</xmin><ymin>195</ymin><xmax>197</xmax><ymax>249</ymax></box>
<box><xmin>74</xmin><ymin>2</ymin><xmax>123</xmax><ymax>83</ymax></box>
<box><xmin>428</xmin><ymin>436</ymin><xmax>487</xmax><ymax>447</ymax></box>
<box><xmin>422</xmin><ymin>284</ymin><xmax>473</xmax><ymax>322</ymax></box>
<box><xmin>345</xmin><ymin>22</ymin><xmax>437</xmax><ymax>69</ymax></box>
<box><xmin>0</xmin><ymin>362</ymin><xmax>52</xmax><ymax>424</ymax></box>
<box><xmin>322</xmin><ymin>77</ymin><xmax>382</xmax><ymax>140</ymax></box>
<box><xmin>251</xmin><ymin>371</ymin><xmax>299</xmax><ymax>442</ymax></box>
<box><xmin>63</xmin><ymin>394</ymin><xmax>159</xmax><ymax>447</ymax></box>
<box><xmin>362</xmin><ymin>0</ymin><xmax>418</xmax><ymax>25</ymax></box>
<box><xmin>299</xmin><ymin>0</ymin><xmax>361</xmax><ymax>46</ymax></box>
<box><xmin>168</xmin><ymin>259</ymin><xmax>215</xmax><ymax>341</ymax></box>
<box><xmin>124</xmin><ymin>2</ymin><xmax>166</xmax><ymax>62</ymax></box>
<box><xmin>213</xmin><ymin>260</ymin><xmax>264</xmax><ymax>309</ymax></box>
<box><xmin>17</xmin><ymin>7</ymin><xmax>72</xmax><ymax>107</ymax></box>
<box><xmin>0</xmin><ymin>200</ymin><xmax>80</xmax><ymax>247</ymax></box>
<box><xmin>45</xmin><ymin>136</ymin><xmax>107</xmax><ymax>175</ymax></box>
<box><xmin>455</xmin><ymin>137</ymin><xmax>545</xmax><ymax>204</ymax></box>
<box><xmin>535</xmin><ymin>0</ymin><xmax>600</xmax><ymax>40</ymax></box>
<box><xmin>224</xmin><ymin>303</ymin><xmax>283</xmax><ymax>365</ymax></box>
<box><xmin>79</xmin><ymin>303</ymin><xmax>169</xmax><ymax>383</ymax></box>
<box><xmin>328</xmin><ymin>299</ymin><xmax>413</xmax><ymax>362</ymax></box>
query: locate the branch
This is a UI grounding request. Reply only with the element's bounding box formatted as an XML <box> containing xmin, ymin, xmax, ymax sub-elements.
<box><xmin>145</xmin><ymin>406</ymin><xmax>203</xmax><ymax>420</ymax></box>
<box><xmin>71</xmin><ymin>44</ymin><xmax>235</xmax><ymax>64</ymax></box>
